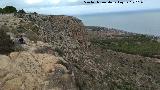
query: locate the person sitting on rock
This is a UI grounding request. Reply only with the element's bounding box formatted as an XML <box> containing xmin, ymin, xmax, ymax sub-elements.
<box><xmin>18</xmin><ymin>35</ymin><xmax>25</xmax><ymax>44</ymax></box>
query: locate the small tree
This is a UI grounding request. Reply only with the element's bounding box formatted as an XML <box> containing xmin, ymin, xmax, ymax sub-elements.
<box><xmin>3</xmin><ymin>6</ymin><xmax>17</xmax><ymax>13</ymax></box>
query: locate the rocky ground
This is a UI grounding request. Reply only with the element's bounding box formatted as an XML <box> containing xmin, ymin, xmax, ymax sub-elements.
<box><xmin>0</xmin><ymin>39</ymin><xmax>77</xmax><ymax>90</ymax></box>
<box><xmin>0</xmin><ymin>13</ymin><xmax>160</xmax><ymax>90</ymax></box>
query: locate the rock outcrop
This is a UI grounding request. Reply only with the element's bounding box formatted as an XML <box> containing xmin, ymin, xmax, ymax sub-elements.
<box><xmin>0</xmin><ymin>51</ymin><xmax>77</xmax><ymax>90</ymax></box>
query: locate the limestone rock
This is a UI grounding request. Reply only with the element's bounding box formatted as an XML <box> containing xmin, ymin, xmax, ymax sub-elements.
<box><xmin>0</xmin><ymin>51</ymin><xmax>77</xmax><ymax>90</ymax></box>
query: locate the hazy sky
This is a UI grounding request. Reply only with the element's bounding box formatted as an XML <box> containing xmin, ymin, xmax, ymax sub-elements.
<box><xmin>0</xmin><ymin>0</ymin><xmax>160</xmax><ymax>15</ymax></box>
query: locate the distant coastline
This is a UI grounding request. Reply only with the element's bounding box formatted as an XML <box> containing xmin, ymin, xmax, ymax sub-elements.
<box><xmin>76</xmin><ymin>9</ymin><xmax>160</xmax><ymax>36</ymax></box>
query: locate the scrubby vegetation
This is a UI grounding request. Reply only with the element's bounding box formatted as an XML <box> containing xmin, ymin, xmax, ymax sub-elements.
<box><xmin>0</xmin><ymin>26</ymin><xmax>14</xmax><ymax>54</ymax></box>
<box><xmin>0</xmin><ymin>6</ymin><xmax>27</xmax><ymax>14</ymax></box>
<box><xmin>17</xmin><ymin>9</ymin><xmax>26</xmax><ymax>14</ymax></box>
<box><xmin>25</xmin><ymin>30</ymin><xmax>41</xmax><ymax>43</ymax></box>
<box><xmin>89</xmin><ymin>45</ymin><xmax>160</xmax><ymax>90</ymax></box>
<box><xmin>91</xmin><ymin>34</ymin><xmax>160</xmax><ymax>58</ymax></box>
<box><xmin>88</xmin><ymin>33</ymin><xmax>160</xmax><ymax>90</ymax></box>
<box><xmin>55</xmin><ymin>47</ymin><xmax>64</xmax><ymax>56</ymax></box>
<box><xmin>0</xmin><ymin>6</ymin><xmax>17</xmax><ymax>13</ymax></box>
<box><xmin>34</xmin><ymin>46</ymin><xmax>54</xmax><ymax>54</ymax></box>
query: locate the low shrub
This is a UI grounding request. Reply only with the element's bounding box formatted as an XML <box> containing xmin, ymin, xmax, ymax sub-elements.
<box><xmin>55</xmin><ymin>47</ymin><xmax>64</xmax><ymax>56</ymax></box>
<box><xmin>25</xmin><ymin>30</ymin><xmax>41</xmax><ymax>43</ymax></box>
<box><xmin>34</xmin><ymin>46</ymin><xmax>54</xmax><ymax>54</ymax></box>
<box><xmin>0</xmin><ymin>25</ymin><xmax>14</xmax><ymax>54</ymax></box>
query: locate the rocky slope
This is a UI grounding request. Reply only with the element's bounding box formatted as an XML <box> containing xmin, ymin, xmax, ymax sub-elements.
<box><xmin>0</xmin><ymin>51</ymin><xmax>77</xmax><ymax>90</ymax></box>
<box><xmin>0</xmin><ymin>38</ymin><xmax>77</xmax><ymax>90</ymax></box>
<box><xmin>0</xmin><ymin>13</ymin><xmax>160</xmax><ymax>90</ymax></box>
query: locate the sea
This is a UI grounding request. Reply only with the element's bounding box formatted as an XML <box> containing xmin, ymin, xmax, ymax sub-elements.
<box><xmin>75</xmin><ymin>10</ymin><xmax>160</xmax><ymax>36</ymax></box>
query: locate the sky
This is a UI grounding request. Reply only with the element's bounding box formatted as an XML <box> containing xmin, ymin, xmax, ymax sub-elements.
<box><xmin>0</xmin><ymin>0</ymin><xmax>160</xmax><ymax>15</ymax></box>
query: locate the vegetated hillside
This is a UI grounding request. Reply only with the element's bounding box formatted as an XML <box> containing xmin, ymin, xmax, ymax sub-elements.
<box><xmin>0</xmin><ymin>13</ymin><xmax>160</xmax><ymax>90</ymax></box>
<box><xmin>87</xmin><ymin>26</ymin><xmax>160</xmax><ymax>58</ymax></box>
<box><xmin>87</xmin><ymin>26</ymin><xmax>160</xmax><ymax>89</ymax></box>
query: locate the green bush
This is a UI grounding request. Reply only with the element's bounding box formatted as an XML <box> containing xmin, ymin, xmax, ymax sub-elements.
<box><xmin>0</xmin><ymin>26</ymin><xmax>14</xmax><ymax>54</ymax></box>
<box><xmin>2</xmin><ymin>6</ymin><xmax>17</xmax><ymax>13</ymax></box>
